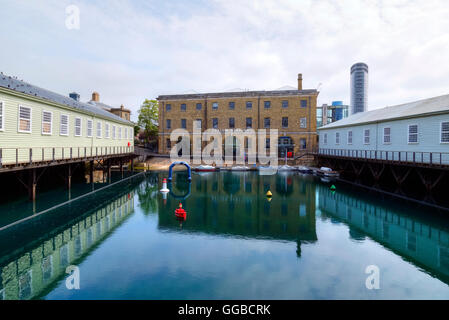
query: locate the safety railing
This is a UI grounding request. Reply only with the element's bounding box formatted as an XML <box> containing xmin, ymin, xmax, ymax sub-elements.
<box><xmin>0</xmin><ymin>146</ymin><xmax>135</xmax><ymax>168</ymax></box>
<box><xmin>318</xmin><ymin>148</ymin><xmax>449</xmax><ymax>166</ymax></box>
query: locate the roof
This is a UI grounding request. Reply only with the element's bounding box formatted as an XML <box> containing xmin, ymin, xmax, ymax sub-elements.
<box><xmin>157</xmin><ymin>89</ymin><xmax>318</xmax><ymax>100</ymax></box>
<box><xmin>319</xmin><ymin>93</ymin><xmax>449</xmax><ymax>130</ymax></box>
<box><xmin>0</xmin><ymin>74</ymin><xmax>132</xmax><ymax>125</ymax></box>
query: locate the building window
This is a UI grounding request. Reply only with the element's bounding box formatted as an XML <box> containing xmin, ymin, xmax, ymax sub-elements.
<box><xmin>105</xmin><ymin>123</ymin><xmax>110</xmax><ymax>138</ymax></box>
<box><xmin>324</xmin><ymin>133</ymin><xmax>327</xmax><ymax>144</ymax></box>
<box><xmin>196</xmin><ymin>103</ymin><xmax>202</xmax><ymax>110</ymax></box>
<box><xmin>408</xmin><ymin>124</ymin><xmax>418</xmax><ymax>143</ymax></box>
<box><xmin>42</xmin><ymin>111</ymin><xmax>53</xmax><ymax>135</ymax></box>
<box><xmin>441</xmin><ymin>122</ymin><xmax>449</xmax><ymax>143</ymax></box>
<box><xmin>364</xmin><ymin>129</ymin><xmax>370</xmax><ymax>144</ymax></box>
<box><xmin>180</xmin><ymin>103</ymin><xmax>186</xmax><ymax>111</ymax></box>
<box><xmin>74</xmin><ymin>117</ymin><xmax>82</xmax><ymax>137</ymax></box>
<box><xmin>229</xmin><ymin>102</ymin><xmax>235</xmax><ymax>110</ymax></box>
<box><xmin>348</xmin><ymin>130</ymin><xmax>353</xmax><ymax>144</ymax></box>
<box><xmin>166</xmin><ymin>138</ymin><xmax>171</xmax><ymax>149</ymax></box>
<box><xmin>124</xmin><ymin>125</ymin><xmax>128</xmax><ymax>139</ymax></box>
<box><xmin>118</xmin><ymin>126</ymin><xmax>122</xmax><ymax>139</ymax></box>
<box><xmin>181</xmin><ymin>119</ymin><xmax>186</xmax><ymax>129</ymax></box>
<box><xmin>383</xmin><ymin>127</ymin><xmax>391</xmax><ymax>144</ymax></box>
<box><xmin>264</xmin><ymin>101</ymin><xmax>271</xmax><ymax>109</ymax></box>
<box><xmin>266</xmin><ymin>138</ymin><xmax>270</xmax><ymax>149</ymax></box>
<box><xmin>336</xmin><ymin>132</ymin><xmax>340</xmax><ymax>144</ymax></box>
<box><xmin>246</xmin><ymin>117</ymin><xmax>252</xmax><ymax>128</ymax></box>
<box><xmin>96</xmin><ymin>121</ymin><xmax>102</xmax><ymax>138</ymax></box>
<box><xmin>229</xmin><ymin>117</ymin><xmax>235</xmax><ymax>128</ymax></box>
<box><xmin>18</xmin><ymin>105</ymin><xmax>32</xmax><ymax>133</ymax></box>
<box><xmin>301</xmin><ymin>100</ymin><xmax>307</xmax><ymax>108</ymax></box>
<box><xmin>212</xmin><ymin>102</ymin><xmax>218</xmax><ymax>110</ymax></box>
<box><xmin>300</xmin><ymin>138</ymin><xmax>307</xmax><ymax>150</ymax></box>
<box><xmin>166</xmin><ymin>119</ymin><xmax>171</xmax><ymax>129</ymax></box>
<box><xmin>264</xmin><ymin>117</ymin><xmax>270</xmax><ymax>129</ymax></box>
<box><xmin>300</xmin><ymin>117</ymin><xmax>307</xmax><ymax>128</ymax></box>
<box><xmin>166</xmin><ymin>104</ymin><xmax>171</xmax><ymax>111</ymax></box>
<box><xmin>246</xmin><ymin>101</ymin><xmax>252</xmax><ymax>109</ymax></box>
<box><xmin>129</xmin><ymin>128</ymin><xmax>133</xmax><ymax>139</ymax></box>
<box><xmin>87</xmin><ymin>119</ymin><xmax>93</xmax><ymax>137</ymax></box>
<box><xmin>282</xmin><ymin>117</ymin><xmax>288</xmax><ymax>128</ymax></box>
<box><xmin>60</xmin><ymin>114</ymin><xmax>69</xmax><ymax>136</ymax></box>
<box><xmin>112</xmin><ymin>125</ymin><xmax>116</xmax><ymax>139</ymax></box>
<box><xmin>282</xmin><ymin>100</ymin><xmax>288</xmax><ymax>108</ymax></box>
<box><xmin>195</xmin><ymin>119</ymin><xmax>202</xmax><ymax>129</ymax></box>
<box><xmin>212</xmin><ymin>118</ymin><xmax>218</xmax><ymax>129</ymax></box>
<box><xmin>0</xmin><ymin>101</ymin><xmax>4</xmax><ymax>131</ymax></box>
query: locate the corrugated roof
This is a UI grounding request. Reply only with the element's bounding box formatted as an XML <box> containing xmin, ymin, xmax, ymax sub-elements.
<box><xmin>319</xmin><ymin>93</ymin><xmax>449</xmax><ymax>130</ymax></box>
<box><xmin>0</xmin><ymin>74</ymin><xmax>132</xmax><ymax>125</ymax></box>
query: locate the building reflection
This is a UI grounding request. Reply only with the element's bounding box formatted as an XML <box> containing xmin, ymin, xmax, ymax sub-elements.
<box><xmin>0</xmin><ymin>193</ymin><xmax>135</xmax><ymax>300</ymax></box>
<box><xmin>317</xmin><ymin>184</ymin><xmax>449</xmax><ymax>284</ymax></box>
<box><xmin>157</xmin><ymin>171</ymin><xmax>317</xmax><ymax>254</ymax></box>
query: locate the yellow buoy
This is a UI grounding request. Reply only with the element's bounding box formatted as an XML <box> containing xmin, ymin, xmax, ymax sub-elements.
<box><xmin>266</xmin><ymin>190</ymin><xmax>272</xmax><ymax>197</ymax></box>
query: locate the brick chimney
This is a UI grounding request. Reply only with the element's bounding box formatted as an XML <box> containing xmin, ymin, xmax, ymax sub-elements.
<box><xmin>297</xmin><ymin>73</ymin><xmax>303</xmax><ymax>90</ymax></box>
<box><xmin>92</xmin><ymin>91</ymin><xmax>100</xmax><ymax>102</ymax></box>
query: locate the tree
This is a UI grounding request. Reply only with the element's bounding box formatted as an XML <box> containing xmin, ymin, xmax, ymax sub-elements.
<box><xmin>137</xmin><ymin>99</ymin><xmax>159</xmax><ymax>143</ymax></box>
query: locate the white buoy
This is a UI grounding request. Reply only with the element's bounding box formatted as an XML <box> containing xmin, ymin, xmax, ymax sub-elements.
<box><xmin>160</xmin><ymin>178</ymin><xmax>169</xmax><ymax>193</ymax></box>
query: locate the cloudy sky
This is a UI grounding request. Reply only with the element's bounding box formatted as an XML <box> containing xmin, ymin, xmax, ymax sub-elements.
<box><xmin>1</xmin><ymin>0</ymin><xmax>449</xmax><ymax>121</ymax></box>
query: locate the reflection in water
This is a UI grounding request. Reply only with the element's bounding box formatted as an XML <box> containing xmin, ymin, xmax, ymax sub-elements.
<box><xmin>0</xmin><ymin>191</ymin><xmax>135</xmax><ymax>300</ymax></box>
<box><xmin>317</xmin><ymin>184</ymin><xmax>449</xmax><ymax>284</ymax></box>
<box><xmin>158</xmin><ymin>171</ymin><xmax>317</xmax><ymax>257</ymax></box>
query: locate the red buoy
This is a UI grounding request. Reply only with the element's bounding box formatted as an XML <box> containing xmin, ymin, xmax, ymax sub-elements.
<box><xmin>175</xmin><ymin>203</ymin><xmax>186</xmax><ymax>219</ymax></box>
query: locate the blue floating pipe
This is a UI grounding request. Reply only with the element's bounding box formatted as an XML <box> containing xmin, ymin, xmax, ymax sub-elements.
<box><xmin>168</xmin><ymin>161</ymin><xmax>192</xmax><ymax>182</ymax></box>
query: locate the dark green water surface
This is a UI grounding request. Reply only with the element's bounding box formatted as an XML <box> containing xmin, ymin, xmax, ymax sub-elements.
<box><xmin>0</xmin><ymin>171</ymin><xmax>449</xmax><ymax>299</ymax></box>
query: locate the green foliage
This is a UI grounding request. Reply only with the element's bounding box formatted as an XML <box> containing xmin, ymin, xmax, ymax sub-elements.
<box><xmin>137</xmin><ymin>99</ymin><xmax>159</xmax><ymax>142</ymax></box>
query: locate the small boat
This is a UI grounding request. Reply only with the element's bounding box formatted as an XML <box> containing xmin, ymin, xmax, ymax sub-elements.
<box><xmin>193</xmin><ymin>165</ymin><xmax>216</xmax><ymax>172</ymax></box>
<box><xmin>297</xmin><ymin>166</ymin><xmax>313</xmax><ymax>174</ymax></box>
<box><xmin>231</xmin><ymin>166</ymin><xmax>250</xmax><ymax>171</ymax></box>
<box><xmin>258</xmin><ymin>166</ymin><xmax>278</xmax><ymax>175</ymax></box>
<box><xmin>278</xmin><ymin>165</ymin><xmax>296</xmax><ymax>171</ymax></box>
<box><xmin>315</xmin><ymin>167</ymin><xmax>340</xmax><ymax>178</ymax></box>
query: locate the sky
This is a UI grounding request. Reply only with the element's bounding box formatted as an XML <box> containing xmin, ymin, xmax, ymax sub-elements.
<box><xmin>1</xmin><ymin>0</ymin><xmax>449</xmax><ymax>121</ymax></box>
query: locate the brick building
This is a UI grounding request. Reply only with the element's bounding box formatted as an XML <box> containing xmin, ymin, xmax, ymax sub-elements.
<box><xmin>157</xmin><ymin>74</ymin><xmax>319</xmax><ymax>158</ymax></box>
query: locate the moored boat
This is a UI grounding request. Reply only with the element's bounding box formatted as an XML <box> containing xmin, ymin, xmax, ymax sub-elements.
<box><xmin>315</xmin><ymin>167</ymin><xmax>340</xmax><ymax>178</ymax></box>
<box><xmin>193</xmin><ymin>165</ymin><xmax>217</xmax><ymax>172</ymax></box>
<box><xmin>297</xmin><ymin>166</ymin><xmax>313</xmax><ymax>174</ymax></box>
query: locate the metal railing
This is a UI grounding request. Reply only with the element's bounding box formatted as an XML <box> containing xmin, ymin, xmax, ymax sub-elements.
<box><xmin>318</xmin><ymin>148</ymin><xmax>449</xmax><ymax>166</ymax></box>
<box><xmin>0</xmin><ymin>146</ymin><xmax>135</xmax><ymax>168</ymax></box>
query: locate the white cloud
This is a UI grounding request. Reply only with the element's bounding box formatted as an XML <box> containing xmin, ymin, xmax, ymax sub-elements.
<box><xmin>1</xmin><ymin>0</ymin><xmax>449</xmax><ymax>121</ymax></box>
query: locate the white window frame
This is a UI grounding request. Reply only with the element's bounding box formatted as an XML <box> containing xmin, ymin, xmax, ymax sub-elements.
<box><xmin>300</xmin><ymin>117</ymin><xmax>307</xmax><ymax>129</ymax></box>
<box><xmin>383</xmin><ymin>127</ymin><xmax>391</xmax><ymax>144</ymax></box>
<box><xmin>74</xmin><ymin>117</ymin><xmax>82</xmax><ymax>137</ymax></box>
<box><xmin>364</xmin><ymin>129</ymin><xmax>370</xmax><ymax>145</ymax></box>
<box><xmin>118</xmin><ymin>126</ymin><xmax>122</xmax><ymax>140</ymax></box>
<box><xmin>408</xmin><ymin>124</ymin><xmax>419</xmax><ymax>144</ymax></box>
<box><xmin>323</xmin><ymin>133</ymin><xmax>327</xmax><ymax>144</ymax></box>
<box><xmin>105</xmin><ymin>123</ymin><xmax>110</xmax><ymax>139</ymax></box>
<box><xmin>336</xmin><ymin>132</ymin><xmax>340</xmax><ymax>145</ymax></box>
<box><xmin>347</xmin><ymin>130</ymin><xmax>353</xmax><ymax>145</ymax></box>
<box><xmin>129</xmin><ymin>128</ymin><xmax>133</xmax><ymax>139</ymax></box>
<box><xmin>96</xmin><ymin>121</ymin><xmax>102</xmax><ymax>138</ymax></box>
<box><xmin>112</xmin><ymin>125</ymin><xmax>116</xmax><ymax>139</ymax></box>
<box><xmin>18</xmin><ymin>105</ymin><xmax>32</xmax><ymax>133</ymax></box>
<box><xmin>440</xmin><ymin>121</ymin><xmax>449</xmax><ymax>144</ymax></box>
<box><xmin>0</xmin><ymin>101</ymin><xmax>4</xmax><ymax>132</ymax></box>
<box><xmin>60</xmin><ymin>114</ymin><xmax>69</xmax><ymax>136</ymax></box>
<box><xmin>124</xmin><ymin>125</ymin><xmax>128</xmax><ymax>140</ymax></box>
<box><xmin>41</xmin><ymin>110</ymin><xmax>53</xmax><ymax>135</ymax></box>
<box><xmin>87</xmin><ymin>119</ymin><xmax>93</xmax><ymax>137</ymax></box>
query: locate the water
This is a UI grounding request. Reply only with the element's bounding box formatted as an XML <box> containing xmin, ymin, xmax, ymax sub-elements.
<box><xmin>1</xmin><ymin>171</ymin><xmax>449</xmax><ymax>300</ymax></box>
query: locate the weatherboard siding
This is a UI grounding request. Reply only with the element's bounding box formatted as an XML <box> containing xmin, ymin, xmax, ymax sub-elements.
<box><xmin>318</xmin><ymin>113</ymin><xmax>449</xmax><ymax>163</ymax></box>
<box><xmin>0</xmin><ymin>91</ymin><xmax>134</xmax><ymax>165</ymax></box>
